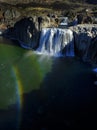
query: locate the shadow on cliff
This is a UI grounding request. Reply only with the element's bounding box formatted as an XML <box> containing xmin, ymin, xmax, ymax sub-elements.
<box><xmin>74</xmin><ymin>31</ymin><xmax>97</xmax><ymax>64</ymax></box>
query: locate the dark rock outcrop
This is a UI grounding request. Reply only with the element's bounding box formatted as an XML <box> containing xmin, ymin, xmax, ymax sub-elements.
<box><xmin>4</xmin><ymin>17</ymin><xmax>39</xmax><ymax>49</ymax></box>
<box><xmin>86</xmin><ymin>36</ymin><xmax>97</xmax><ymax>63</ymax></box>
<box><xmin>70</xmin><ymin>24</ymin><xmax>97</xmax><ymax>63</ymax></box>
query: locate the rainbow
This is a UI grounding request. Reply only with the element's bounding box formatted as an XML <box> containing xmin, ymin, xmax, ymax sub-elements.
<box><xmin>11</xmin><ymin>66</ymin><xmax>24</xmax><ymax>129</ymax></box>
<box><xmin>12</xmin><ymin>66</ymin><xmax>24</xmax><ymax>109</ymax></box>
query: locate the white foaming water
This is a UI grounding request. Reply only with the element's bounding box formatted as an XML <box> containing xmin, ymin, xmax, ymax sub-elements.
<box><xmin>36</xmin><ymin>28</ymin><xmax>75</xmax><ymax>57</ymax></box>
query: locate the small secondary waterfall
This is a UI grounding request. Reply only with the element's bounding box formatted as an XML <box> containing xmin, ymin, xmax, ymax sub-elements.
<box><xmin>37</xmin><ymin>28</ymin><xmax>75</xmax><ymax>57</ymax></box>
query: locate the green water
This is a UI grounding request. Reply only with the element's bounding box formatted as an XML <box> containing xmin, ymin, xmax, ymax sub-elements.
<box><xmin>0</xmin><ymin>43</ymin><xmax>52</xmax><ymax>109</ymax></box>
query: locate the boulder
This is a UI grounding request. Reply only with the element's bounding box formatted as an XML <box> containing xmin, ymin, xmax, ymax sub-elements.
<box><xmin>4</xmin><ymin>17</ymin><xmax>39</xmax><ymax>49</ymax></box>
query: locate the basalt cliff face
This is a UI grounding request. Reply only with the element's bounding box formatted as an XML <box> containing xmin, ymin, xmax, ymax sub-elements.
<box><xmin>71</xmin><ymin>25</ymin><xmax>97</xmax><ymax>64</ymax></box>
<box><xmin>3</xmin><ymin>17</ymin><xmax>39</xmax><ymax>49</ymax></box>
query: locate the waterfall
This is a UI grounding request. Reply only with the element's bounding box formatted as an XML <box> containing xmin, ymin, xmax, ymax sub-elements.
<box><xmin>36</xmin><ymin>28</ymin><xmax>75</xmax><ymax>57</ymax></box>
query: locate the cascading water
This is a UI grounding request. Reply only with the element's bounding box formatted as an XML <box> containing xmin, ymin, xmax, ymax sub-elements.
<box><xmin>36</xmin><ymin>28</ymin><xmax>75</xmax><ymax>57</ymax></box>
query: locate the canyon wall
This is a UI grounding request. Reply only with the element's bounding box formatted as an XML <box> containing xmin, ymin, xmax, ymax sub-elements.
<box><xmin>70</xmin><ymin>24</ymin><xmax>97</xmax><ymax>63</ymax></box>
<box><xmin>3</xmin><ymin>18</ymin><xmax>97</xmax><ymax>64</ymax></box>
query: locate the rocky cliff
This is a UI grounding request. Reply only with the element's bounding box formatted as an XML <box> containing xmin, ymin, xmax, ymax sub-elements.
<box><xmin>70</xmin><ymin>24</ymin><xmax>97</xmax><ymax>64</ymax></box>
<box><xmin>0</xmin><ymin>0</ymin><xmax>96</xmax><ymax>29</ymax></box>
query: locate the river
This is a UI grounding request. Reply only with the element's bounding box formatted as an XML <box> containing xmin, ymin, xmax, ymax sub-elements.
<box><xmin>0</xmin><ymin>37</ymin><xmax>97</xmax><ymax>130</ymax></box>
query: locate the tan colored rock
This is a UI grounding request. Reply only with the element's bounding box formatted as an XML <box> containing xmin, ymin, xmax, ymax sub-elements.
<box><xmin>0</xmin><ymin>23</ymin><xmax>7</xmax><ymax>30</ymax></box>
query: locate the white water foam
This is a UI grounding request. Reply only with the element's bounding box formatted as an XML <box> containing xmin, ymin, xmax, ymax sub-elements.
<box><xmin>36</xmin><ymin>28</ymin><xmax>75</xmax><ymax>57</ymax></box>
